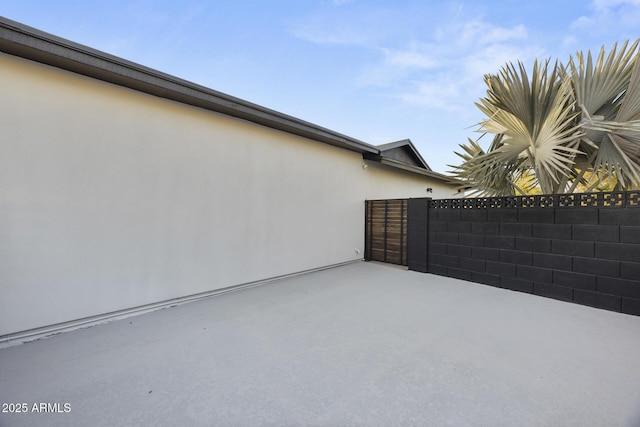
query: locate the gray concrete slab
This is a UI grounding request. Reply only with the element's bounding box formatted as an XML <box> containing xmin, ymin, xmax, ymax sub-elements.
<box><xmin>1</xmin><ymin>261</ymin><xmax>640</xmax><ymax>426</ymax></box>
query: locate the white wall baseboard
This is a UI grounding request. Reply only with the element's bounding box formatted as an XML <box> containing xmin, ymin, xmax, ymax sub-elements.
<box><xmin>0</xmin><ymin>260</ymin><xmax>361</xmax><ymax>349</ymax></box>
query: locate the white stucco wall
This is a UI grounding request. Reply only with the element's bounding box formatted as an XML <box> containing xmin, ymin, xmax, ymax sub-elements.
<box><xmin>362</xmin><ymin>162</ymin><xmax>460</xmax><ymax>200</ymax></box>
<box><xmin>0</xmin><ymin>52</ymin><xmax>458</xmax><ymax>337</ymax></box>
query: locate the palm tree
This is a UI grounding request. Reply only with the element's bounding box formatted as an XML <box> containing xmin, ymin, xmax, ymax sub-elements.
<box><xmin>451</xmin><ymin>40</ymin><xmax>640</xmax><ymax>196</ymax></box>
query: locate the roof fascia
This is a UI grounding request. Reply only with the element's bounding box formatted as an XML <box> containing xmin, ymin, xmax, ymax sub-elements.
<box><xmin>0</xmin><ymin>17</ymin><xmax>378</xmax><ymax>155</ymax></box>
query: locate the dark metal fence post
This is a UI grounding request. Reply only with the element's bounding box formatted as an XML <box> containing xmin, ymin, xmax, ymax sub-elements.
<box><xmin>407</xmin><ymin>198</ymin><xmax>431</xmax><ymax>273</ymax></box>
<box><xmin>364</xmin><ymin>200</ymin><xmax>371</xmax><ymax>261</ymax></box>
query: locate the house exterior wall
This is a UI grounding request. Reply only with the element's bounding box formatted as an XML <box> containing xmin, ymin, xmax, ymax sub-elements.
<box><xmin>0</xmin><ymin>53</ymin><xmax>457</xmax><ymax>337</ymax></box>
<box><xmin>363</xmin><ymin>162</ymin><xmax>459</xmax><ymax>200</ymax></box>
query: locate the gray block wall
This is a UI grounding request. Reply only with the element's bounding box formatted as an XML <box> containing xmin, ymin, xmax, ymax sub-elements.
<box><xmin>408</xmin><ymin>193</ymin><xmax>640</xmax><ymax>315</ymax></box>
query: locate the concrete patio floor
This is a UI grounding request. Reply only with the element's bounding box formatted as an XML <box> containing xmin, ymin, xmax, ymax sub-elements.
<box><xmin>1</xmin><ymin>261</ymin><xmax>640</xmax><ymax>426</ymax></box>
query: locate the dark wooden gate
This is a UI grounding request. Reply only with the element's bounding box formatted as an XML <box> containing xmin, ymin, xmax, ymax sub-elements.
<box><xmin>365</xmin><ymin>199</ymin><xmax>408</xmax><ymax>265</ymax></box>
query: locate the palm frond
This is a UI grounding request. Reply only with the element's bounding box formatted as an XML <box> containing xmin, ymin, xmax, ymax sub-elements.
<box><xmin>452</xmin><ymin>39</ymin><xmax>640</xmax><ymax>194</ymax></box>
<box><xmin>474</xmin><ymin>60</ymin><xmax>583</xmax><ymax>193</ymax></box>
<box><xmin>577</xmin><ymin>42</ymin><xmax>640</xmax><ymax>188</ymax></box>
<box><xmin>569</xmin><ymin>40</ymin><xmax>639</xmax><ymax>119</ymax></box>
<box><xmin>449</xmin><ymin>136</ymin><xmax>526</xmax><ymax>196</ymax></box>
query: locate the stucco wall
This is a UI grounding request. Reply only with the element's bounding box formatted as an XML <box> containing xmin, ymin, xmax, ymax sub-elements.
<box><xmin>0</xmin><ymin>52</ymin><xmax>457</xmax><ymax>337</ymax></box>
<box><xmin>363</xmin><ymin>162</ymin><xmax>460</xmax><ymax>200</ymax></box>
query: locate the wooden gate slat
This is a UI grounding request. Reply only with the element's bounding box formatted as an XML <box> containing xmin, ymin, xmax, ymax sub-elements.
<box><xmin>365</xmin><ymin>199</ymin><xmax>408</xmax><ymax>266</ymax></box>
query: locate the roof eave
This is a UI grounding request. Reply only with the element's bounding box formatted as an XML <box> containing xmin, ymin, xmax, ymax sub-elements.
<box><xmin>363</xmin><ymin>154</ymin><xmax>459</xmax><ymax>184</ymax></box>
<box><xmin>0</xmin><ymin>17</ymin><xmax>378</xmax><ymax>155</ymax></box>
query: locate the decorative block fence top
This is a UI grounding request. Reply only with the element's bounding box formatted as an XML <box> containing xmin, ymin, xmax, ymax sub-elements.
<box><xmin>366</xmin><ymin>190</ymin><xmax>640</xmax><ymax>316</ymax></box>
<box><xmin>429</xmin><ymin>190</ymin><xmax>640</xmax><ymax>209</ymax></box>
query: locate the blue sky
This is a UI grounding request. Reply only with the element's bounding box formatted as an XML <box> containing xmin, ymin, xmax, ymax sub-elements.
<box><xmin>2</xmin><ymin>1</ymin><xmax>639</xmax><ymax>173</ymax></box>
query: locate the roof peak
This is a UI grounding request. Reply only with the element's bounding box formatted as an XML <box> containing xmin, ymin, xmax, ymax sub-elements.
<box><xmin>376</xmin><ymin>139</ymin><xmax>431</xmax><ymax>171</ymax></box>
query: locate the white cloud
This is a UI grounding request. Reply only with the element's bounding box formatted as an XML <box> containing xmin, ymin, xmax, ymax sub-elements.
<box><xmin>480</xmin><ymin>24</ymin><xmax>528</xmax><ymax>44</ymax></box>
<box><xmin>290</xmin><ymin>25</ymin><xmax>370</xmax><ymax>46</ymax></box>
<box><xmin>465</xmin><ymin>43</ymin><xmax>545</xmax><ymax>77</ymax></box>
<box><xmin>371</xmin><ymin>18</ymin><xmax>538</xmax><ymax>111</ymax></box>
<box><xmin>591</xmin><ymin>0</ymin><xmax>640</xmax><ymax>11</ymax></box>
<box><xmin>561</xmin><ymin>35</ymin><xmax>578</xmax><ymax>49</ymax></box>
<box><xmin>287</xmin><ymin>5</ymin><xmax>405</xmax><ymax>47</ymax></box>
<box><xmin>568</xmin><ymin>0</ymin><xmax>640</xmax><ymax>41</ymax></box>
<box><xmin>285</xmin><ymin>0</ymin><xmax>640</xmax><ymax>170</ymax></box>
<box><xmin>288</xmin><ymin>12</ymin><xmax>378</xmax><ymax>46</ymax></box>
<box><xmin>459</xmin><ymin>21</ymin><xmax>528</xmax><ymax>46</ymax></box>
<box><xmin>357</xmin><ymin>44</ymin><xmax>439</xmax><ymax>86</ymax></box>
<box><xmin>569</xmin><ymin>15</ymin><xmax>593</xmax><ymax>29</ymax></box>
<box><xmin>383</xmin><ymin>48</ymin><xmax>438</xmax><ymax>69</ymax></box>
<box><xmin>398</xmin><ymin>79</ymin><xmax>461</xmax><ymax>111</ymax></box>
<box><xmin>291</xmin><ymin>4</ymin><xmax>545</xmax><ymax>114</ymax></box>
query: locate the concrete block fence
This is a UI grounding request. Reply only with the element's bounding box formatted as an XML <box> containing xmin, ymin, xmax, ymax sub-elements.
<box><xmin>405</xmin><ymin>191</ymin><xmax>640</xmax><ymax>316</ymax></box>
